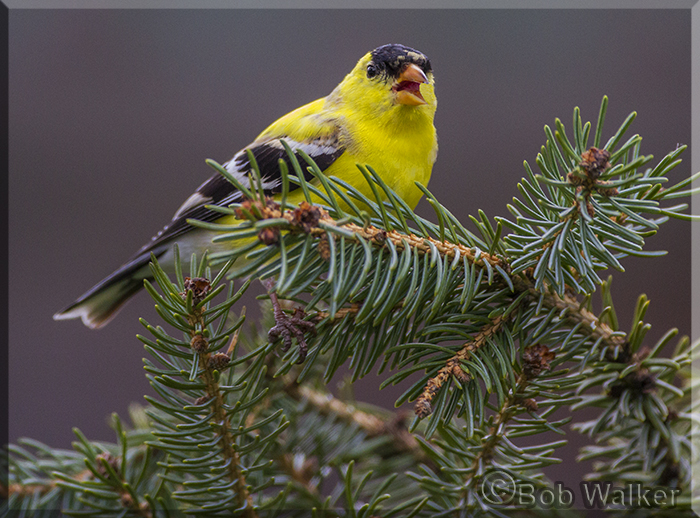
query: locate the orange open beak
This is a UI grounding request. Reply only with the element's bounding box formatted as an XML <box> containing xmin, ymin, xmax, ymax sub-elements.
<box><xmin>393</xmin><ymin>63</ymin><xmax>429</xmax><ymax>106</ymax></box>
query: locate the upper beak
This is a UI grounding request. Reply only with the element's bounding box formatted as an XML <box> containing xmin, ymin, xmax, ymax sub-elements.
<box><xmin>400</xmin><ymin>63</ymin><xmax>429</xmax><ymax>84</ymax></box>
<box><xmin>394</xmin><ymin>63</ymin><xmax>429</xmax><ymax>106</ymax></box>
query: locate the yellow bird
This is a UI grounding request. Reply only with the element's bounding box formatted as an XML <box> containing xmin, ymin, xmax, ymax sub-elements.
<box><xmin>54</xmin><ymin>43</ymin><xmax>438</xmax><ymax>329</ymax></box>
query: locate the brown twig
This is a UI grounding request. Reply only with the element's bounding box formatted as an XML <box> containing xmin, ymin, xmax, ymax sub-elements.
<box><xmin>414</xmin><ymin>314</ymin><xmax>510</xmax><ymax>418</ymax></box>
<box><xmin>1</xmin><ymin>468</ymin><xmax>90</xmax><ymax>498</ymax></box>
<box><xmin>4</xmin><ymin>460</ymin><xmax>153</xmax><ymax>517</ymax></box>
<box><xmin>284</xmin><ymin>382</ymin><xmax>426</xmax><ymax>462</ymax></box>
<box><xmin>537</xmin><ymin>287</ymin><xmax>626</xmax><ymax>350</ymax></box>
<box><xmin>314</xmin><ymin>221</ymin><xmax>504</xmax><ymax>270</ymax></box>
<box><xmin>237</xmin><ymin>197</ymin><xmax>505</xmax><ymax>271</ymax></box>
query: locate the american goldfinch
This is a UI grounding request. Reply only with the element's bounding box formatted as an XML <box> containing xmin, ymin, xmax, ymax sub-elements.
<box><xmin>54</xmin><ymin>43</ymin><xmax>438</xmax><ymax>329</ymax></box>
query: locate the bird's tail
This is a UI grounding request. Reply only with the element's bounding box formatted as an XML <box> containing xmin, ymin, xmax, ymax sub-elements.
<box><xmin>53</xmin><ymin>249</ymin><xmax>166</xmax><ymax>329</ymax></box>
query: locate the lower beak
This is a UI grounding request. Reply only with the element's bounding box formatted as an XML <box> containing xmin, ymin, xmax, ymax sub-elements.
<box><xmin>394</xmin><ymin>63</ymin><xmax>429</xmax><ymax>106</ymax></box>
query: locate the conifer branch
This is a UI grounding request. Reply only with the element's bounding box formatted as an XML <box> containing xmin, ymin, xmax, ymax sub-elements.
<box><xmin>285</xmin><ymin>383</ymin><xmax>424</xmax><ymax>461</ymax></box>
<box><xmin>2</xmin><ymin>468</ymin><xmax>91</xmax><ymax>499</ymax></box>
<box><xmin>182</xmin><ymin>277</ymin><xmax>257</xmax><ymax>517</ymax></box>
<box><xmin>232</xmin><ymin>198</ymin><xmax>504</xmax><ymax>270</ymax></box>
<box><xmin>529</xmin><ymin>284</ymin><xmax>626</xmax><ymax>350</ymax></box>
<box><xmin>464</xmin><ymin>371</ymin><xmax>533</xmax><ymax>497</ymax></box>
<box><xmin>230</xmin><ymin>176</ymin><xmax>644</xmax><ymax>366</ymax></box>
<box><xmin>331</xmin><ymin>223</ymin><xmax>504</xmax><ymax>270</ymax></box>
<box><xmin>256</xmin><ymin>343</ymin><xmax>427</xmax><ymax>463</ymax></box>
<box><xmin>93</xmin><ymin>452</ymin><xmax>153</xmax><ymax>517</ymax></box>
<box><xmin>414</xmin><ymin>313</ymin><xmax>511</xmax><ymax>419</ymax></box>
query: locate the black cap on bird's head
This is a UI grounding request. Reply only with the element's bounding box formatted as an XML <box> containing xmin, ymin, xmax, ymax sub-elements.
<box><xmin>367</xmin><ymin>44</ymin><xmax>432</xmax><ymax>79</ymax></box>
<box><xmin>365</xmin><ymin>44</ymin><xmax>433</xmax><ymax>106</ymax></box>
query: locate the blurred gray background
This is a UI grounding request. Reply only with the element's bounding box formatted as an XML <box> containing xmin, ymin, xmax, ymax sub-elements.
<box><xmin>9</xmin><ymin>8</ymin><xmax>691</xmax><ymax>489</ymax></box>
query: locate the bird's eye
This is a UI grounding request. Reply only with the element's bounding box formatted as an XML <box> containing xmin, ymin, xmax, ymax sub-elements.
<box><xmin>366</xmin><ymin>63</ymin><xmax>378</xmax><ymax>79</ymax></box>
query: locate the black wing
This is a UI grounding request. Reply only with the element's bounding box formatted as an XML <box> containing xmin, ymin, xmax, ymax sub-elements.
<box><xmin>134</xmin><ymin>133</ymin><xmax>345</xmax><ymax>255</ymax></box>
